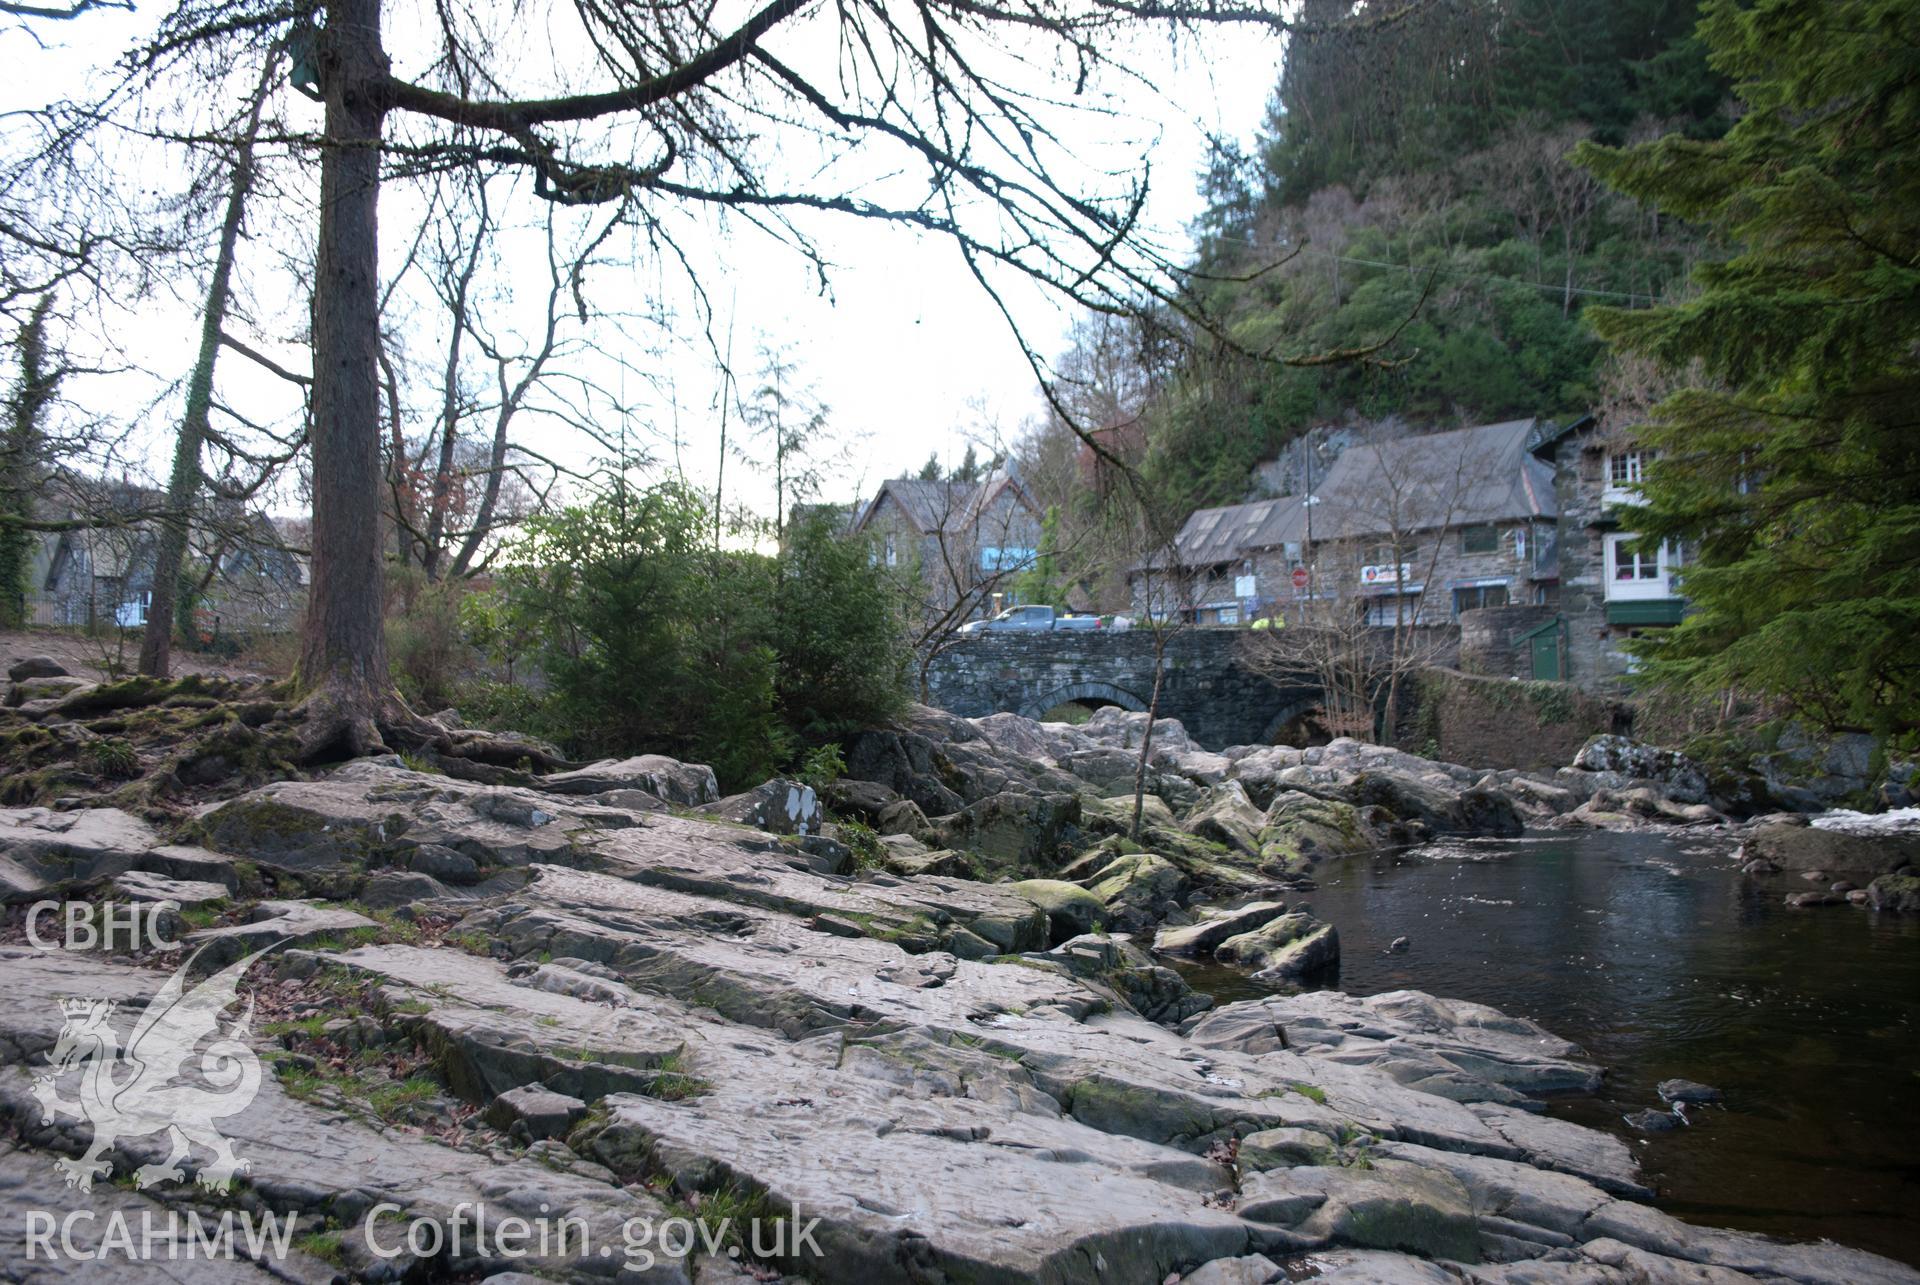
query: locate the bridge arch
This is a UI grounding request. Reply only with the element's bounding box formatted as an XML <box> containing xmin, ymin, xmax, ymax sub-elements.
<box><xmin>1261</xmin><ymin>697</ymin><xmax>1326</xmax><ymax>746</ymax></box>
<box><xmin>1019</xmin><ymin>680</ymin><xmax>1148</xmax><ymax>721</ymax></box>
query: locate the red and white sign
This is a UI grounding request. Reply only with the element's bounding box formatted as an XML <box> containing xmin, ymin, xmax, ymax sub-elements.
<box><xmin>1359</xmin><ymin>563</ymin><xmax>1412</xmax><ymax>587</ymax></box>
<box><xmin>1290</xmin><ymin>566</ymin><xmax>1310</xmax><ymax>591</ymax></box>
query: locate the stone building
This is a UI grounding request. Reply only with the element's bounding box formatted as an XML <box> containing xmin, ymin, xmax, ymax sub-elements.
<box><xmin>1131</xmin><ymin>418</ymin><xmax>1560</xmax><ymax>628</ymax></box>
<box><xmin>1305</xmin><ymin>418</ymin><xmax>1561</xmax><ymax>626</ymax></box>
<box><xmin>1130</xmin><ymin>496</ymin><xmax>1308</xmax><ymax>625</ymax></box>
<box><xmin>26</xmin><ymin>473</ymin><xmax>306</xmax><ymax>634</ymax></box>
<box><xmin>1527</xmin><ymin>414</ymin><xmax>1688</xmax><ymax>687</ymax></box>
<box><xmin>850</xmin><ymin>470</ymin><xmax>1043</xmax><ymax>616</ymax></box>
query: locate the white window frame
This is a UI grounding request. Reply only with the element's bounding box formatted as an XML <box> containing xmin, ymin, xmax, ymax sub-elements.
<box><xmin>1604</xmin><ymin>533</ymin><xmax>1679</xmax><ymax>600</ymax></box>
<box><xmin>1604</xmin><ymin>450</ymin><xmax>1654</xmax><ymax>504</ymax></box>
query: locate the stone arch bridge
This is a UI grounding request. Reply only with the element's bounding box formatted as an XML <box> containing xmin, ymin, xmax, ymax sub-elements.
<box><xmin>923</xmin><ymin>628</ymin><xmax>1323</xmax><ymax>750</ymax></box>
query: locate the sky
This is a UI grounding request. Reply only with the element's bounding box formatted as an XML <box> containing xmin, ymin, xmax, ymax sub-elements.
<box><xmin>5</xmin><ymin>3</ymin><xmax>1288</xmax><ymax>518</ymax></box>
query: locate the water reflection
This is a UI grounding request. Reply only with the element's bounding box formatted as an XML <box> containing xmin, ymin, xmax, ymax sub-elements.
<box><xmin>1171</xmin><ymin>830</ymin><xmax>1920</xmax><ymax>1267</ymax></box>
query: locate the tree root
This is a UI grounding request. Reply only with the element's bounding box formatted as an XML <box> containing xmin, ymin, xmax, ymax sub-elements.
<box><xmin>291</xmin><ymin>677</ymin><xmax>428</xmax><ymax>765</ymax></box>
<box><xmin>291</xmin><ymin>677</ymin><xmax>572</xmax><ymax>774</ymax></box>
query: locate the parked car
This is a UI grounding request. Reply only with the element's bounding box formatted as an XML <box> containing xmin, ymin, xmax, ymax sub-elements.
<box><xmin>958</xmin><ymin>605</ymin><xmax>1105</xmax><ymax>634</ymax></box>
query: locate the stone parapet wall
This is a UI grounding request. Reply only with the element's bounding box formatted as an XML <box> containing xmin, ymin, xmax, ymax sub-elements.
<box><xmin>925</xmin><ymin>628</ymin><xmax>1319</xmax><ymax>749</ymax></box>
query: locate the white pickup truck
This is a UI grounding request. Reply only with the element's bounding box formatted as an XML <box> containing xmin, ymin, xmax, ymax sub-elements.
<box><xmin>958</xmin><ymin>606</ymin><xmax>1105</xmax><ymax>634</ymax></box>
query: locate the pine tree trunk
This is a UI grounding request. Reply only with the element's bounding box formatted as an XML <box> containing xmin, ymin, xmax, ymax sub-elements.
<box><xmin>139</xmin><ymin>70</ymin><xmax>271</xmax><ymax>679</ymax></box>
<box><xmin>297</xmin><ymin>0</ymin><xmax>400</xmax><ymax>758</ymax></box>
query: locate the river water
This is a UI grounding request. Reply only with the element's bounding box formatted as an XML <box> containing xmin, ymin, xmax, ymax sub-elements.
<box><xmin>1168</xmin><ymin>829</ymin><xmax>1920</xmax><ymax>1268</ymax></box>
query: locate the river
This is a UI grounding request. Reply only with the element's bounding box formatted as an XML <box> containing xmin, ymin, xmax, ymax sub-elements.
<box><xmin>1167</xmin><ymin>829</ymin><xmax>1920</xmax><ymax>1268</ymax></box>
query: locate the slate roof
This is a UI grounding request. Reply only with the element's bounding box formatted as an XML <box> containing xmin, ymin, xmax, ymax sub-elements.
<box><xmin>1137</xmin><ymin>496</ymin><xmax>1307</xmax><ymax>572</ymax></box>
<box><xmin>1308</xmin><ymin>417</ymin><xmax>1559</xmax><ymax>539</ymax></box>
<box><xmin>1131</xmin><ymin>418</ymin><xmax>1566</xmax><ymax>576</ymax></box>
<box><xmin>851</xmin><ymin>472</ymin><xmax>1035</xmax><ymax>535</ymax></box>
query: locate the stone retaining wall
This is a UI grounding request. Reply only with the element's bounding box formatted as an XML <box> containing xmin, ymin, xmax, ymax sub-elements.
<box><xmin>1400</xmin><ymin>667</ymin><xmax>1631</xmax><ymax>771</ymax></box>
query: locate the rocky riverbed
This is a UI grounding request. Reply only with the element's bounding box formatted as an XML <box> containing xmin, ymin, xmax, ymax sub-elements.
<box><xmin>1</xmin><ymin>673</ymin><xmax>1917</xmax><ymax>1282</ymax></box>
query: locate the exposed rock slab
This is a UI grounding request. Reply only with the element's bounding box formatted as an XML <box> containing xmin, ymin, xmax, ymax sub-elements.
<box><xmin>535</xmin><ymin>753</ymin><xmax>720</xmax><ymax>805</ymax></box>
<box><xmin>0</xmin><ymin>807</ymin><xmax>159</xmax><ymax>903</ymax></box>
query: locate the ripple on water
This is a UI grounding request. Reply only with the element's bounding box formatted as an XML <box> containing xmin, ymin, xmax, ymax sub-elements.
<box><xmin>1171</xmin><ymin>828</ymin><xmax>1920</xmax><ymax>1268</ymax></box>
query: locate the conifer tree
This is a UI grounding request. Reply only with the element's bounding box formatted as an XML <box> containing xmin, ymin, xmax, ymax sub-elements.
<box><xmin>1577</xmin><ymin>0</ymin><xmax>1920</xmax><ymax>736</ymax></box>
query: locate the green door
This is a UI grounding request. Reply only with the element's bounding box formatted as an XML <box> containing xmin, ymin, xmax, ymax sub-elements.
<box><xmin>1529</xmin><ymin>624</ymin><xmax>1562</xmax><ymax>681</ymax></box>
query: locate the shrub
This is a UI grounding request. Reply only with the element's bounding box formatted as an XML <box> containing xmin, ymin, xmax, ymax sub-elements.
<box><xmin>477</xmin><ymin>484</ymin><xmax>910</xmax><ymax>790</ymax></box>
<box><xmin>386</xmin><ymin>569</ymin><xmax>473</xmax><ymax>712</ymax></box>
<box><xmin>798</xmin><ymin>743</ymin><xmax>845</xmax><ymax>790</ymax></box>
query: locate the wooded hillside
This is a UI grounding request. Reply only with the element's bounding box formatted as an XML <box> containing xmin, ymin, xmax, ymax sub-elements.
<box><xmin>1027</xmin><ymin>0</ymin><xmax>1733</xmax><ymax>518</ymax></box>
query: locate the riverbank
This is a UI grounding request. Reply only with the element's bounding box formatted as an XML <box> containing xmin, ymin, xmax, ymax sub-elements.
<box><xmin>1170</xmin><ymin>830</ymin><xmax>1920</xmax><ymax>1267</ymax></box>
<box><xmin>2</xmin><ymin>671</ymin><xmax>1917</xmax><ymax>1282</ymax></box>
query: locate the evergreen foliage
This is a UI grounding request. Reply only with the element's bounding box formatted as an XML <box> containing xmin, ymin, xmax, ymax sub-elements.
<box><xmin>480</xmin><ymin>482</ymin><xmax>910</xmax><ymax>787</ymax></box>
<box><xmin>1132</xmin><ymin>0</ymin><xmax>1729</xmax><ymax>515</ymax></box>
<box><xmin>1577</xmin><ymin>0</ymin><xmax>1920</xmax><ymax>737</ymax></box>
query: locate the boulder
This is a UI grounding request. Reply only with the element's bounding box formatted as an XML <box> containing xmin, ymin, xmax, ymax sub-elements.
<box><xmin>1500</xmin><ymin>774</ymin><xmax>1580</xmax><ymax>821</ymax></box>
<box><xmin>1165</xmin><ymin>748</ymin><xmax>1235</xmax><ymax>786</ymax></box>
<box><xmin>109</xmin><ymin>869</ymin><xmax>229</xmax><ymax>907</ymax></box>
<box><xmin>1056</xmin><ymin>746</ymin><xmax>1148</xmax><ymax>793</ymax></box>
<box><xmin>1571</xmin><ymin>735</ymin><xmax>1709</xmax><ymax>803</ymax></box>
<box><xmin>4</xmin><ymin>674</ymin><xmax>91</xmax><ymax>707</ymax></box>
<box><xmin>1033</xmin><ymin>933</ymin><xmax>1211</xmax><ymax>1024</ymax></box>
<box><xmin>7</xmin><ymin>655</ymin><xmax>68</xmax><ymax>682</ymax></box>
<box><xmin>1081</xmin><ymin>852</ymin><xmax>1188</xmax><ymax>932</ymax></box>
<box><xmin>536</xmin><ymin>753</ymin><xmax>719</xmax><ymax>805</ymax></box>
<box><xmin>185</xmin><ymin>898</ymin><xmax>378</xmax><ymax>966</ymax></box>
<box><xmin>695</xmin><ymin>778</ymin><xmax>823</xmax><ymax>835</ymax></box>
<box><xmin>875</xmin><ymin>796</ymin><xmax>932</xmax><ymax>837</ymax></box>
<box><xmin>1237</xmin><ymin>1125</ymin><xmax>1338</xmax><ymax>1171</ymax></box>
<box><xmin>1351</xmin><ymin>771</ymin><xmax>1524</xmax><ymax>837</ymax></box>
<box><xmin>1866</xmin><ymin>871</ymin><xmax>1920</xmax><ymax>912</ymax></box>
<box><xmin>1271</xmin><ymin>762</ymin><xmax>1364</xmax><ymax>801</ymax></box>
<box><xmin>1008</xmin><ymin>878</ymin><xmax>1108</xmax><ymax>942</ymax></box>
<box><xmin>1152</xmin><ymin>900</ymin><xmax>1290</xmax><ymax>957</ymax></box>
<box><xmin>1224</xmin><ymin>744</ymin><xmax>1307</xmax><ymax>807</ymax></box>
<box><xmin>407</xmin><ymin>842</ymin><xmax>482</xmax><ymax>882</ymax></box>
<box><xmin>1239</xmin><ymin>1159</ymin><xmax>1479</xmax><ymax>1261</ymax></box>
<box><xmin>1183</xmin><ymin>780</ymin><xmax>1265</xmax><ymax>854</ymax></box>
<box><xmin>1624</xmin><ymin>1108</ymin><xmax>1680</xmax><ymax>1134</ymax></box>
<box><xmin>1185</xmin><ymin>989</ymin><xmax>1609</xmax><ymax>1112</ymax></box>
<box><xmin>1753</xmin><ymin>725</ymin><xmax>1880</xmax><ymax>811</ymax></box>
<box><xmin>818</xmin><ymin>776</ymin><xmax>901</xmax><ymax>824</ymax></box>
<box><xmin>842</xmin><ymin>705</ymin><xmax>1084</xmax><ymax>815</ymax></box>
<box><xmin>483</xmin><ymin>1084</ymin><xmax>588</xmax><ymax>1142</ymax></box>
<box><xmin>969</xmin><ymin>711</ymin><xmax>1088</xmax><ymax>765</ymax></box>
<box><xmin>1656</xmin><ymin>1079</ymin><xmax>1720</xmax><ymax>1105</ymax></box>
<box><xmin>1081</xmin><ymin>791</ymin><xmax>1176</xmax><ymax>837</ymax></box>
<box><xmin>1258</xmin><ymin>792</ymin><xmax>1391</xmax><ymax>874</ymax></box>
<box><xmin>931</xmin><ymin>790</ymin><xmax>1081</xmax><ymax>874</ymax></box>
<box><xmin>1214</xmin><ymin>912</ymin><xmax>1340</xmax><ymax>982</ymax></box>
<box><xmin>359</xmin><ymin>869</ymin><xmax>457</xmax><ymax>909</ymax></box>
<box><xmin>1079</xmin><ymin>705</ymin><xmax>1197</xmax><ymax>755</ymax></box>
<box><xmin>1557</xmin><ymin>786</ymin><xmax>1725</xmax><ymax>830</ymax></box>
<box><xmin>1877</xmin><ymin>758</ymin><xmax>1917</xmax><ymax>811</ymax></box>
<box><xmin>0</xmin><ymin>806</ymin><xmax>159</xmax><ymax>903</ymax></box>
<box><xmin>1180</xmin><ymin>1255</ymin><xmax>1285</xmax><ymax>1285</ymax></box>
<box><xmin>877</xmin><ymin>843</ymin><xmax>975</xmax><ymax>880</ymax></box>
<box><xmin>1741</xmin><ymin>822</ymin><xmax>1920</xmax><ymax>875</ymax></box>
